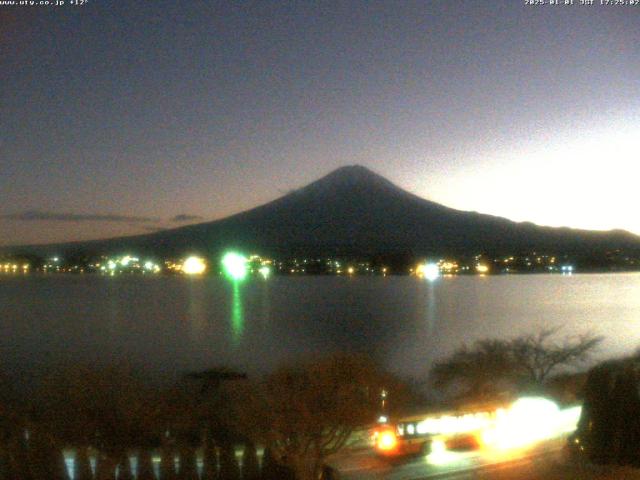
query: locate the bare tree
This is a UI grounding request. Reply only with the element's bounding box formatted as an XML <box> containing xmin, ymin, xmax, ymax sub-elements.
<box><xmin>431</xmin><ymin>339</ymin><xmax>517</xmax><ymax>399</ymax></box>
<box><xmin>509</xmin><ymin>328</ymin><xmax>603</xmax><ymax>384</ymax></box>
<box><xmin>228</xmin><ymin>354</ymin><xmax>408</xmax><ymax>480</ymax></box>
<box><xmin>431</xmin><ymin>328</ymin><xmax>603</xmax><ymax>400</ymax></box>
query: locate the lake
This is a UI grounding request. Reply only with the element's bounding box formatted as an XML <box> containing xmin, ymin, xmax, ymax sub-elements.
<box><xmin>2</xmin><ymin>273</ymin><xmax>639</xmax><ymax>384</ymax></box>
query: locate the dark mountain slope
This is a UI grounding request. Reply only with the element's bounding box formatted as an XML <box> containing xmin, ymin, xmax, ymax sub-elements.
<box><xmin>7</xmin><ymin>165</ymin><xmax>640</xmax><ymax>258</ymax></box>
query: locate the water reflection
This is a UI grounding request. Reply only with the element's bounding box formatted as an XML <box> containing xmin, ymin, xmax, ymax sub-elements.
<box><xmin>231</xmin><ymin>281</ymin><xmax>244</xmax><ymax>344</ymax></box>
<box><xmin>106</xmin><ymin>278</ymin><xmax>122</xmax><ymax>328</ymax></box>
<box><xmin>3</xmin><ymin>274</ymin><xmax>640</xmax><ymax>381</ymax></box>
<box><xmin>425</xmin><ymin>282</ymin><xmax>437</xmax><ymax>338</ymax></box>
<box><xmin>187</xmin><ymin>279</ymin><xmax>207</xmax><ymax>340</ymax></box>
<box><xmin>260</xmin><ymin>280</ymin><xmax>271</xmax><ymax>328</ymax></box>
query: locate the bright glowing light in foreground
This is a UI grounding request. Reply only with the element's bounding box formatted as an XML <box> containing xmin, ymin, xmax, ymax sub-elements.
<box><xmin>417</xmin><ymin>263</ymin><xmax>440</xmax><ymax>281</ymax></box>
<box><xmin>417</xmin><ymin>411</ymin><xmax>493</xmax><ymax>436</ymax></box>
<box><xmin>431</xmin><ymin>438</ymin><xmax>447</xmax><ymax>455</ymax></box>
<box><xmin>481</xmin><ymin>397</ymin><xmax>560</xmax><ymax>450</ymax></box>
<box><xmin>182</xmin><ymin>256</ymin><xmax>207</xmax><ymax>275</ymax></box>
<box><xmin>426</xmin><ymin>437</ymin><xmax>459</xmax><ymax>466</ymax></box>
<box><xmin>373</xmin><ymin>427</ymin><xmax>398</xmax><ymax>452</ymax></box>
<box><xmin>376</xmin><ymin>429</ymin><xmax>398</xmax><ymax>451</ymax></box>
<box><xmin>377</xmin><ymin>396</ymin><xmax>580</xmax><ymax>462</ymax></box>
<box><xmin>222</xmin><ymin>252</ymin><xmax>248</xmax><ymax>280</ymax></box>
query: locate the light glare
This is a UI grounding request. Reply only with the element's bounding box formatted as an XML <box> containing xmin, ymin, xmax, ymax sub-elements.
<box><xmin>376</xmin><ymin>429</ymin><xmax>398</xmax><ymax>451</ymax></box>
<box><xmin>182</xmin><ymin>256</ymin><xmax>207</xmax><ymax>275</ymax></box>
<box><xmin>417</xmin><ymin>263</ymin><xmax>440</xmax><ymax>281</ymax></box>
<box><xmin>222</xmin><ymin>252</ymin><xmax>248</xmax><ymax>280</ymax></box>
<box><xmin>481</xmin><ymin>397</ymin><xmax>559</xmax><ymax>450</ymax></box>
<box><xmin>258</xmin><ymin>266</ymin><xmax>271</xmax><ymax>279</ymax></box>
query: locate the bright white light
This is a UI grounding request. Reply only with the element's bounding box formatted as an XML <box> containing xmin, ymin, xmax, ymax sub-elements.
<box><xmin>143</xmin><ymin>261</ymin><xmax>161</xmax><ymax>273</ymax></box>
<box><xmin>420</xmin><ymin>263</ymin><xmax>440</xmax><ymax>281</ymax></box>
<box><xmin>121</xmin><ymin>256</ymin><xmax>132</xmax><ymax>266</ymax></box>
<box><xmin>375</xmin><ymin>429</ymin><xmax>398</xmax><ymax>451</ymax></box>
<box><xmin>481</xmin><ymin>397</ymin><xmax>560</xmax><ymax>450</ymax></box>
<box><xmin>222</xmin><ymin>252</ymin><xmax>248</xmax><ymax>280</ymax></box>
<box><xmin>558</xmin><ymin>405</ymin><xmax>582</xmax><ymax>433</ymax></box>
<box><xmin>63</xmin><ymin>450</ymin><xmax>75</xmax><ymax>480</ymax></box>
<box><xmin>417</xmin><ymin>412</ymin><xmax>492</xmax><ymax>436</ymax></box>
<box><xmin>258</xmin><ymin>266</ymin><xmax>271</xmax><ymax>279</ymax></box>
<box><xmin>431</xmin><ymin>438</ymin><xmax>446</xmax><ymax>455</ymax></box>
<box><xmin>182</xmin><ymin>256</ymin><xmax>207</xmax><ymax>275</ymax></box>
<box><xmin>426</xmin><ymin>437</ymin><xmax>459</xmax><ymax>466</ymax></box>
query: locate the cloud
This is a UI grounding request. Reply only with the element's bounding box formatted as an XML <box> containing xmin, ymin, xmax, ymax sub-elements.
<box><xmin>171</xmin><ymin>214</ymin><xmax>203</xmax><ymax>223</ymax></box>
<box><xmin>1</xmin><ymin>210</ymin><xmax>159</xmax><ymax>223</ymax></box>
<box><xmin>142</xmin><ymin>226</ymin><xmax>167</xmax><ymax>232</ymax></box>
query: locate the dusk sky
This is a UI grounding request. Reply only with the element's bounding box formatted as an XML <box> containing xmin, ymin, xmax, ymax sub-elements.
<box><xmin>2</xmin><ymin>0</ymin><xmax>639</xmax><ymax>246</ymax></box>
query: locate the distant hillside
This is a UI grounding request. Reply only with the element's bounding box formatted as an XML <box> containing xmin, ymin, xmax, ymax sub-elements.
<box><xmin>6</xmin><ymin>165</ymin><xmax>640</xmax><ymax>259</ymax></box>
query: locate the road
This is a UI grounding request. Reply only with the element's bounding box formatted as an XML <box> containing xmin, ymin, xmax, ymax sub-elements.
<box><xmin>329</xmin><ymin>437</ymin><xmax>569</xmax><ymax>480</ymax></box>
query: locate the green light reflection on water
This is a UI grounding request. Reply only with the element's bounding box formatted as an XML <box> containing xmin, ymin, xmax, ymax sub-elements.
<box><xmin>231</xmin><ymin>280</ymin><xmax>244</xmax><ymax>344</ymax></box>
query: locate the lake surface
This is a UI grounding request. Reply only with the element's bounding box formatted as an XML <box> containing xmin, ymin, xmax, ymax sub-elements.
<box><xmin>2</xmin><ymin>273</ymin><xmax>640</xmax><ymax>383</ymax></box>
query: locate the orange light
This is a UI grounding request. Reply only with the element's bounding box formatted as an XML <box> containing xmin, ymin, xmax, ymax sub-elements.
<box><xmin>376</xmin><ymin>429</ymin><xmax>398</xmax><ymax>452</ymax></box>
<box><xmin>476</xmin><ymin>264</ymin><xmax>489</xmax><ymax>274</ymax></box>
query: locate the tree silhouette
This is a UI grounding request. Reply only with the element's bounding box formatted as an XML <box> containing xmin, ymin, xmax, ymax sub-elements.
<box><xmin>75</xmin><ymin>447</ymin><xmax>94</xmax><ymax>480</ymax></box>
<box><xmin>229</xmin><ymin>354</ymin><xmax>403</xmax><ymax>480</ymax></box>
<box><xmin>431</xmin><ymin>328</ymin><xmax>602</xmax><ymax>400</ymax></box>
<box><xmin>137</xmin><ymin>450</ymin><xmax>155</xmax><ymax>480</ymax></box>
<box><xmin>217</xmin><ymin>443</ymin><xmax>239</xmax><ymax>480</ymax></box>
<box><xmin>241</xmin><ymin>442</ymin><xmax>260</xmax><ymax>480</ymax></box>
<box><xmin>576</xmin><ymin>360</ymin><xmax>640</xmax><ymax>466</ymax></box>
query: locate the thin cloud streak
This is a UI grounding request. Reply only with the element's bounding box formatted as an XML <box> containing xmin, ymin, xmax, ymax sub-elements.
<box><xmin>2</xmin><ymin>210</ymin><xmax>160</xmax><ymax>223</ymax></box>
<box><xmin>171</xmin><ymin>214</ymin><xmax>203</xmax><ymax>223</ymax></box>
<box><xmin>142</xmin><ymin>226</ymin><xmax>167</xmax><ymax>232</ymax></box>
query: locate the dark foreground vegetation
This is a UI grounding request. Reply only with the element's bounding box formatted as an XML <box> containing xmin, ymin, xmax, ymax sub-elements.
<box><xmin>429</xmin><ymin>329</ymin><xmax>640</xmax><ymax>471</ymax></box>
<box><xmin>572</xmin><ymin>351</ymin><xmax>640</xmax><ymax>467</ymax></box>
<box><xmin>428</xmin><ymin>328</ymin><xmax>602</xmax><ymax>404</ymax></box>
<box><xmin>0</xmin><ymin>354</ymin><xmax>412</xmax><ymax>480</ymax></box>
<box><xmin>3</xmin><ymin>328</ymin><xmax>639</xmax><ymax>479</ymax></box>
